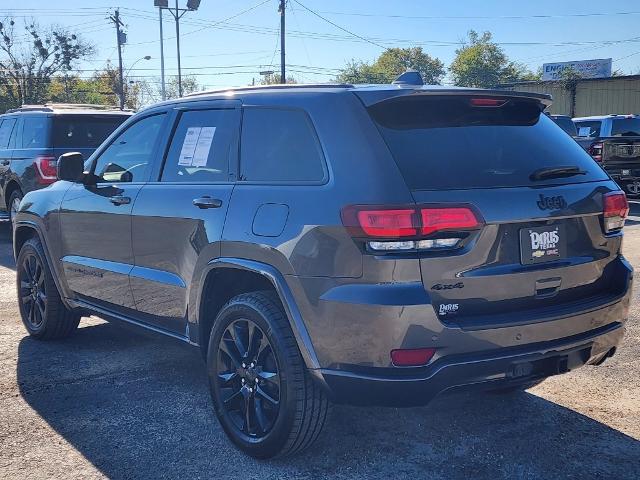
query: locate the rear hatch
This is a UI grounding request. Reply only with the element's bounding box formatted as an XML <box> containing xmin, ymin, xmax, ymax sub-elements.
<box><xmin>51</xmin><ymin>114</ymin><xmax>129</xmax><ymax>159</ymax></box>
<box><xmin>363</xmin><ymin>92</ymin><xmax>627</xmax><ymax>329</ymax></box>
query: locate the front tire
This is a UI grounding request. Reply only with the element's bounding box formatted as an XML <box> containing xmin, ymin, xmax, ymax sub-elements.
<box><xmin>207</xmin><ymin>291</ymin><xmax>329</xmax><ymax>459</ymax></box>
<box><xmin>16</xmin><ymin>237</ymin><xmax>80</xmax><ymax>339</ymax></box>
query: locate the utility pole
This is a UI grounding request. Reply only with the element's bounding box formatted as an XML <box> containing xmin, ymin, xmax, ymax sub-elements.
<box><xmin>159</xmin><ymin>7</ymin><xmax>166</xmax><ymax>100</ymax></box>
<box><xmin>279</xmin><ymin>0</ymin><xmax>286</xmax><ymax>84</ymax></box>
<box><xmin>110</xmin><ymin>9</ymin><xmax>126</xmax><ymax>110</ymax></box>
<box><xmin>175</xmin><ymin>0</ymin><xmax>182</xmax><ymax>97</ymax></box>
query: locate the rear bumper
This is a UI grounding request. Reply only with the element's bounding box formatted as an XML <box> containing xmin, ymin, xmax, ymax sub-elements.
<box><xmin>318</xmin><ymin>322</ymin><xmax>624</xmax><ymax>407</ymax></box>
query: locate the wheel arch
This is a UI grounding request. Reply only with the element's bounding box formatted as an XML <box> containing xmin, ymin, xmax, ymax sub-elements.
<box><xmin>4</xmin><ymin>180</ymin><xmax>22</xmax><ymax>210</ymax></box>
<box><xmin>196</xmin><ymin>258</ymin><xmax>322</xmax><ymax>374</ymax></box>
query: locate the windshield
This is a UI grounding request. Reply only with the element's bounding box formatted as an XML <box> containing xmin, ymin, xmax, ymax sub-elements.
<box><xmin>611</xmin><ymin>118</ymin><xmax>640</xmax><ymax>137</ymax></box>
<box><xmin>52</xmin><ymin>115</ymin><xmax>128</xmax><ymax>149</ymax></box>
<box><xmin>368</xmin><ymin>95</ymin><xmax>607</xmax><ymax>190</ymax></box>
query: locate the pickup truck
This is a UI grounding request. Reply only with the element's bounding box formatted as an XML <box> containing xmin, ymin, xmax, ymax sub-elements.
<box><xmin>573</xmin><ymin>114</ymin><xmax>640</xmax><ymax>195</ymax></box>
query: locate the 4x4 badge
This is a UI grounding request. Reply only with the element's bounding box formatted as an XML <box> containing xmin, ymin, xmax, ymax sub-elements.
<box><xmin>536</xmin><ymin>194</ymin><xmax>567</xmax><ymax>210</ymax></box>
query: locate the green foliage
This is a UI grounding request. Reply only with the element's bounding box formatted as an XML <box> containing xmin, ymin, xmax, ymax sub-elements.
<box><xmin>258</xmin><ymin>73</ymin><xmax>298</xmax><ymax>85</ymax></box>
<box><xmin>0</xmin><ymin>18</ymin><xmax>94</xmax><ymax>110</ymax></box>
<box><xmin>336</xmin><ymin>47</ymin><xmax>445</xmax><ymax>84</ymax></box>
<box><xmin>449</xmin><ymin>30</ymin><xmax>537</xmax><ymax>87</ymax></box>
<box><xmin>165</xmin><ymin>75</ymin><xmax>201</xmax><ymax>99</ymax></box>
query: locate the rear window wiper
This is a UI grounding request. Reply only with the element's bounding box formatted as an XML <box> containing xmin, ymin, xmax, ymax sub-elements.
<box><xmin>530</xmin><ymin>166</ymin><xmax>587</xmax><ymax>181</ymax></box>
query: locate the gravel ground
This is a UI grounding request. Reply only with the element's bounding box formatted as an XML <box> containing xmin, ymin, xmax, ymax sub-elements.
<box><xmin>1</xmin><ymin>210</ymin><xmax>639</xmax><ymax>479</ymax></box>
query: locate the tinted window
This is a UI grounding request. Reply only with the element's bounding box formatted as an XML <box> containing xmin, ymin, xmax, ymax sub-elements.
<box><xmin>368</xmin><ymin>96</ymin><xmax>607</xmax><ymax>190</ymax></box>
<box><xmin>0</xmin><ymin>118</ymin><xmax>16</xmax><ymax>148</ymax></box>
<box><xmin>575</xmin><ymin>121</ymin><xmax>601</xmax><ymax>137</ymax></box>
<box><xmin>611</xmin><ymin>118</ymin><xmax>640</xmax><ymax>137</ymax></box>
<box><xmin>161</xmin><ymin>109</ymin><xmax>236</xmax><ymax>183</ymax></box>
<box><xmin>21</xmin><ymin>117</ymin><xmax>49</xmax><ymax>148</ymax></box>
<box><xmin>93</xmin><ymin>113</ymin><xmax>165</xmax><ymax>183</ymax></box>
<box><xmin>52</xmin><ymin>115</ymin><xmax>129</xmax><ymax>149</ymax></box>
<box><xmin>240</xmin><ymin>108</ymin><xmax>325</xmax><ymax>182</ymax></box>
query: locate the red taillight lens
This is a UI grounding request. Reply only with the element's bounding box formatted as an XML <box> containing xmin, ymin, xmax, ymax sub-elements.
<box><xmin>469</xmin><ymin>98</ymin><xmax>507</xmax><ymax>107</ymax></box>
<box><xmin>589</xmin><ymin>142</ymin><xmax>603</xmax><ymax>162</ymax></box>
<box><xmin>342</xmin><ymin>205</ymin><xmax>482</xmax><ymax>239</ymax></box>
<box><xmin>421</xmin><ymin>207</ymin><xmax>480</xmax><ymax>236</ymax></box>
<box><xmin>391</xmin><ymin>348</ymin><xmax>436</xmax><ymax>367</ymax></box>
<box><xmin>603</xmin><ymin>191</ymin><xmax>628</xmax><ymax>233</ymax></box>
<box><xmin>356</xmin><ymin>209</ymin><xmax>418</xmax><ymax>237</ymax></box>
<box><xmin>34</xmin><ymin>156</ymin><xmax>58</xmax><ymax>185</ymax></box>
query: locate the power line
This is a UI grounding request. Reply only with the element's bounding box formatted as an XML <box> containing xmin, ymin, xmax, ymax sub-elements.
<box><xmin>315</xmin><ymin>9</ymin><xmax>640</xmax><ymax>20</ymax></box>
<box><xmin>291</xmin><ymin>0</ymin><xmax>385</xmax><ymax>49</ymax></box>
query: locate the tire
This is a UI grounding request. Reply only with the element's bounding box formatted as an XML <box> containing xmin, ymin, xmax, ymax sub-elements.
<box><xmin>16</xmin><ymin>237</ymin><xmax>80</xmax><ymax>339</ymax></box>
<box><xmin>207</xmin><ymin>291</ymin><xmax>329</xmax><ymax>459</ymax></box>
<box><xmin>9</xmin><ymin>189</ymin><xmax>22</xmax><ymax>226</ymax></box>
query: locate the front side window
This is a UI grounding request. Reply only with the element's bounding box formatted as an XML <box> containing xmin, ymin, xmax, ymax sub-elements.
<box><xmin>21</xmin><ymin>117</ymin><xmax>49</xmax><ymax>148</ymax></box>
<box><xmin>0</xmin><ymin>118</ymin><xmax>16</xmax><ymax>149</ymax></box>
<box><xmin>161</xmin><ymin>109</ymin><xmax>236</xmax><ymax>183</ymax></box>
<box><xmin>92</xmin><ymin>113</ymin><xmax>165</xmax><ymax>183</ymax></box>
<box><xmin>240</xmin><ymin>107</ymin><xmax>326</xmax><ymax>183</ymax></box>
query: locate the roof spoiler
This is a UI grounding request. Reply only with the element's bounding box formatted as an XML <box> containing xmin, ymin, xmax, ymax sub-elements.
<box><xmin>356</xmin><ymin>88</ymin><xmax>553</xmax><ymax>108</ymax></box>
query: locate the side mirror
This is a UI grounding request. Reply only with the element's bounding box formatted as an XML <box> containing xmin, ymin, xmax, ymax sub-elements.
<box><xmin>57</xmin><ymin>152</ymin><xmax>85</xmax><ymax>183</ymax></box>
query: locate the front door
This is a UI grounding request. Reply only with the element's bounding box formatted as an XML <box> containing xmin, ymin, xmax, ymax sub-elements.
<box><xmin>130</xmin><ymin>104</ymin><xmax>240</xmax><ymax>334</ymax></box>
<box><xmin>59</xmin><ymin>112</ymin><xmax>169</xmax><ymax>310</ymax></box>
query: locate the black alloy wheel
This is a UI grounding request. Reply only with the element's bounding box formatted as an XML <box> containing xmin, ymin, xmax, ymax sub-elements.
<box><xmin>19</xmin><ymin>251</ymin><xmax>47</xmax><ymax>329</ymax></box>
<box><xmin>216</xmin><ymin>318</ymin><xmax>281</xmax><ymax>438</ymax></box>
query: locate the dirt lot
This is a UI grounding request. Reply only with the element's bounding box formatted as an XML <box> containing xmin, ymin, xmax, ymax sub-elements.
<box><xmin>1</xmin><ymin>209</ymin><xmax>639</xmax><ymax>479</ymax></box>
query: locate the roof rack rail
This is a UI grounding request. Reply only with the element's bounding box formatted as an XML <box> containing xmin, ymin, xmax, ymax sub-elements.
<box><xmin>6</xmin><ymin>103</ymin><xmax>130</xmax><ymax>113</ymax></box>
<box><xmin>186</xmin><ymin>83</ymin><xmax>353</xmax><ymax>97</ymax></box>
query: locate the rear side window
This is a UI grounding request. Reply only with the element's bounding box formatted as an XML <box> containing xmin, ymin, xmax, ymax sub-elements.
<box><xmin>161</xmin><ymin>109</ymin><xmax>237</xmax><ymax>183</ymax></box>
<box><xmin>52</xmin><ymin>115</ymin><xmax>128</xmax><ymax>149</ymax></box>
<box><xmin>368</xmin><ymin>96</ymin><xmax>607</xmax><ymax>190</ymax></box>
<box><xmin>21</xmin><ymin>117</ymin><xmax>49</xmax><ymax>148</ymax></box>
<box><xmin>0</xmin><ymin>118</ymin><xmax>16</xmax><ymax>148</ymax></box>
<box><xmin>575</xmin><ymin>121</ymin><xmax>601</xmax><ymax>137</ymax></box>
<box><xmin>611</xmin><ymin>118</ymin><xmax>640</xmax><ymax>137</ymax></box>
<box><xmin>240</xmin><ymin>107</ymin><xmax>326</xmax><ymax>183</ymax></box>
<box><xmin>551</xmin><ymin>116</ymin><xmax>577</xmax><ymax>136</ymax></box>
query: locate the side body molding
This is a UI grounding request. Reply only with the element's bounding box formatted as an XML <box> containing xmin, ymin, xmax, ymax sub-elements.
<box><xmin>197</xmin><ymin>258</ymin><xmax>322</xmax><ymax>373</ymax></box>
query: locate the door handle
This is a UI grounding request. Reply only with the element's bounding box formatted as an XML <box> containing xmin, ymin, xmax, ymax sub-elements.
<box><xmin>193</xmin><ymin>196</ymin><xmax>223</xmax><ymax>209</ymax></box>
<box><xmin>109</xmin><ymin>195</ymin><xmax>131</xmax><ymax>206</ymax></box>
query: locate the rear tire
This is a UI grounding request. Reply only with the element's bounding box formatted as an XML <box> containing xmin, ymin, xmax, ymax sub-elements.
<box><xmin>16</xmin><ymin>237</ymin><xmax>80</xmax><ymax>339</ymax></box>
<box><xmin>207</xmin><ymin>291</ymin><xmax>329</xmax><ymax>459</ymax></box>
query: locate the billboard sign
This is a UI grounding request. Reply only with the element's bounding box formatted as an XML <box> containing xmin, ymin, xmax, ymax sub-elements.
<box><xmin>542</xmin><ymin>58</ymin><xmax>612</xmax><ymax>81</ymax></box>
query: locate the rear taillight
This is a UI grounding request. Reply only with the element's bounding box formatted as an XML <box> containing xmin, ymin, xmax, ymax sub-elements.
<box><xmin>589</xmin><ymin>142</ymin><xmax>603</xmax><ymax>162</ymax></box>
<box><xmin>469</xmin><ymin>98</ymin><xmax>508</xmax><ymax>107</ymax></box>
<box><xmin>34</xmin><ymin>156</ymin><xmax>58</xmax><ymax>185</ymax></box>
<box><xmin>391</xmin><ymin>348</ymin><xmax>436</xmax><ymax>367</ymax></box>
<box><xmin>342</xmin><ymin>204</ymin><xmax>482</xmax><ymax>252</ymax></box>
<box><xmin>603</xmin><ymin>191</ymin><xmax>629</xmax><ymax>233</ymax></box>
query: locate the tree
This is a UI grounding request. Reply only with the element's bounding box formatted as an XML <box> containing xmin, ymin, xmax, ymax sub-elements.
<box><xmin>336</xmin><ymin>47</ymin><xmax>445</xmax><ymax>84</ymax></box>
<box><xmin>449</xmin><ymin>30</ymin><xmax>536</xmax><ymax>87</ymax></box>
<box><xmin>259</xmin><ymin>73</ymin><xmax>298</xmax><ymax>85</ymax></box>
<box><xmin>165</xmin><ymin>75</ymin><xmax>201</xmax><ymax>99</ymax></box>
<box><xmin>0</xmin><ymin>19</ymin><xmax>93</xmax><ymax>109</ymax></box>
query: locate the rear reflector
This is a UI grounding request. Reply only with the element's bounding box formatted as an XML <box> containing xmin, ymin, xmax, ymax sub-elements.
<box><xmin>391</xmin><ymin>348</ymin><xmax>436</xmax><ymax>367</ymax></box>
<box><xmin>34</xmin><ymin>156</ymin><xmax>58</xmax><ymax>185</ymax></box>
<box><xmin>342</xmin><ymin>205</ymin><xmax>482</xmax><ymax>240</ymax></box>
<box><xmin>603</xmin><ymin>191</ymin><xmax>629</xmax><ymax>233</ymax></box>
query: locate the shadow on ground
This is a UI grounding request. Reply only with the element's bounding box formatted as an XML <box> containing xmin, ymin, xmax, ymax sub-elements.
<box><xmin>16</xmin><ymin>321</ymin><xmax>640</xmax><ymax>480</ymax></box>
<box><xmin>0</xmin><ymin>224</ymin><xmax>15</xmax><ymax>271</ymax></box>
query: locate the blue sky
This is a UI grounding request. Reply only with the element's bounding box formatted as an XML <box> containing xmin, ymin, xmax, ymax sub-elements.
<box><xmin>2</xmin><ymin>0</ymin><xmax>640</xmax><ymax>93</ymax></box>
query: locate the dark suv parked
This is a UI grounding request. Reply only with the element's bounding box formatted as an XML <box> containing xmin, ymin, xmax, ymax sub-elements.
<box><xmin>0</xmin><ymin>104</ymin><xmax>131</xmax><ymax>224</ymax></box>
<box><xmin>13</xmin><ymin>79</ymin><xmax>632</xmax><ymax>459</ymax></box>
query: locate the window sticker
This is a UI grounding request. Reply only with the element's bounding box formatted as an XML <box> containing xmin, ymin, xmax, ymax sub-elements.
<box><xmin>178</xmin><ymin>127</ymin><xmax>201</xmax><ymax>166</ymax></box>
<box><xmin>577</xmin><ymin>127</ymin><xmax>592</xmax><ymax>137</ymax></box>
<box><xmin>191</xmin><ymin>126</ymin><xmax>216</xmax><ymax>167</ymax></box>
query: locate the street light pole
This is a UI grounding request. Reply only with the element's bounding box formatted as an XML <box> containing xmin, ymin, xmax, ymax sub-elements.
<box><xmin>279</xmin><ymin>0</ymin><xmax>286</xmax><ymax>84</ymax></box>
<box><xmin>159</xmin><ymin>7</ymin><xmax>166</xmax><ymax>100</ymax></box>
<box><xmin>175</xmin><ymin>0</ymin><xmax>182</xmax><ymax>97</ymax></box>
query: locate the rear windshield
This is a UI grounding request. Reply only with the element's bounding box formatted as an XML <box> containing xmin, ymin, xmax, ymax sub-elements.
<box><xmin>368</xmin><ymin>96</ymin><xmax>607</xmax><ymax>190</ymax></box>
<box><xmin>611</xmin><ymin>118</ymin><xmax>640</xmax><ymax>137</ymax></box>
<box><xmin>52</xmin><ymin>115</ymin><xmax>128</xmax><ymax>149</ymax></box>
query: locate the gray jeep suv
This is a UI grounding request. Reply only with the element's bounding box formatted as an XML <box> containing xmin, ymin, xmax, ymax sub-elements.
<box><xmin>13</xmin><ymin>78</ymin><xmax>632</xmax><ymax>459</ymax></box>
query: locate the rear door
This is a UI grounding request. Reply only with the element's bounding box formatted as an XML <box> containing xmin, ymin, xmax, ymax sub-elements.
<box><xmin>59</xmin><ymin>111</ymin><xmax>169</xmax><ymax>310</ymax></box>
<box><xmin>130</xmin><ymin>102</ymin><xmax>240</xmax><ymax>334</ymax></box>
<box><xmin>366</xmin><ymin>94</ymin><xmax>624</xmax><ymax>329</ymax></box>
